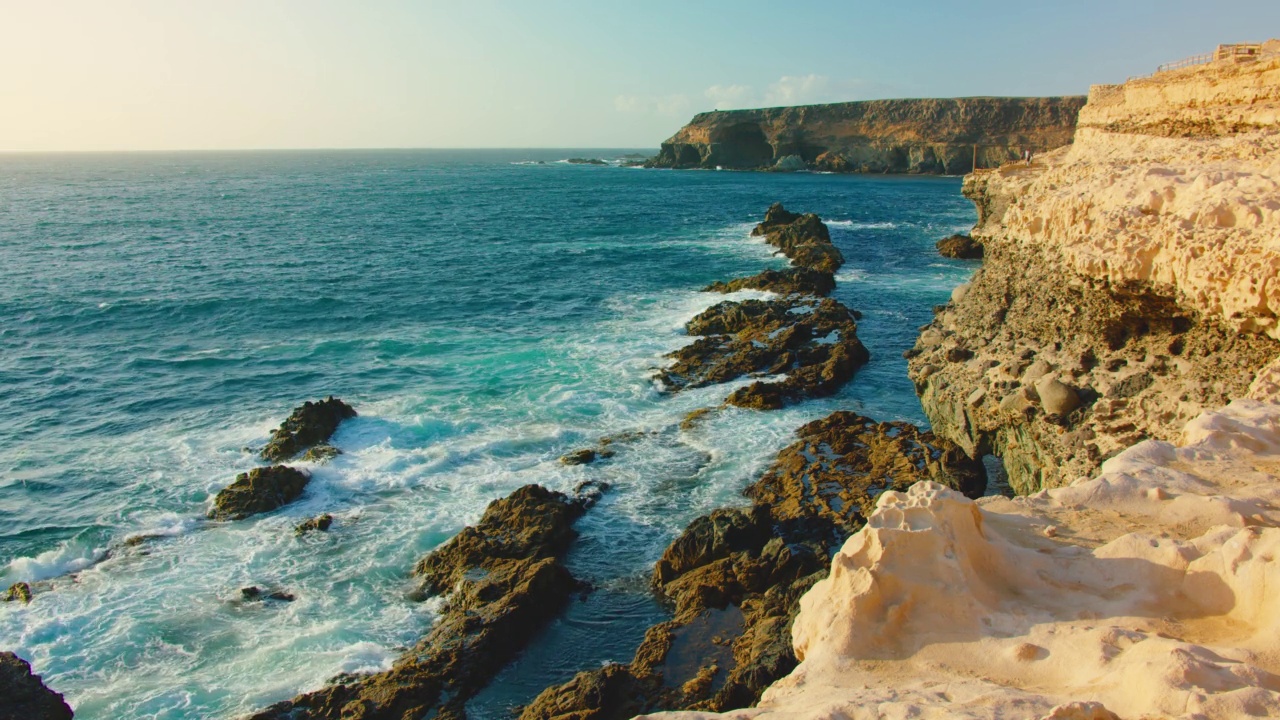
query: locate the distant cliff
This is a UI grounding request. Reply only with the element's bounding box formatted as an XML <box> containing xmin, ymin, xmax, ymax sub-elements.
<box><xmin>646</xmin><ymin>96</ymin><xmax>1086</xmax><ymax>173</ymax></box>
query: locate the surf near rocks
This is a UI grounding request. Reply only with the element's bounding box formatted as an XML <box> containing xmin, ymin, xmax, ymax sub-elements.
<box><xmin>656</xmin><ymin>204</ymin><xmax>868</xmax><ymax>410</ymax></box>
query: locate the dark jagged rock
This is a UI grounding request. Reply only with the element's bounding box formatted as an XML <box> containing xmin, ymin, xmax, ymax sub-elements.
<box><xmin>936</xmin><ymin>233</ymin><xmax>984</xmax><ymax>259</ymax></box>
<box><xmin>560</xmin><ymin>448</ymin><xmax>600</xmax><ymax>465</ymax></box>
<box><xmin>0</xmin><ymin>652</ymin><xmax>74</xmax><ymax>720</ymax></box>
<box><xmin>657</xmin><ymin>297</ymin><xmax>869</xmax><ymax>410</ymax></box>
<box><xmin>520</xmin><ymin>413</ymin><xmax>983</xmax><ymax>719</ymax></box>
<box><xmin>566</xmin><ymin>158</ymin><xmax>607</xmax><ymax>165</ymax></box>
<box><xmin>261</xmin><ymin>397</ymin><xmax>357</xmax><ymax>463</ymax></box>
<box><xmin>749</xmin><ymin>206</ymin><xmax>844</xmax><ymax>273</ymax></box>
<box><xmin>294</xmin><ymin>514</ymin><xmax>334</xmax><ymax>535</ymax></box>
<box><xmin>240</xmin><ymin>586</ymin><xmax>295</xmax><ymax>603</ymax></box>
<box><xmin>4</xmin><ymin>582</ymin><xmax>32</xmax><ymax>604</ymax></box>
<box><xmin>703</xmin><ymin>267</ymin><xmax>835</xmax><ymax>297</ymax></box>
<box><xmin>251</xmin><ymin>484</ymin><xmax>593</xmax><ymax>720</ymax></box>
<box><xmin>208</xmin><ymin>466</ymin><xmax>310</xmax><ymax>521</ymax></box>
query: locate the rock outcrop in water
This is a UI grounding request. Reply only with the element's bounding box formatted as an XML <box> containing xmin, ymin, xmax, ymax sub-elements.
<box><xmin>658</xmin><ymin>205</ymin><xmax>868</xmax><ymax>409</ymax></box>
<box><xmin>208</xmin><ymin>465</ymin><xmax>311</xmax><ymax>521</ymax></box>
<box><xmin>0</xmin><ymin>652</ymin><xmax>74</xmax><ymax>720</ymax></box>
<box><xmin>934</xmin><ymin>233</ymin><xmax>983</xmax><ymax>259</ymax></box>
<box><xmin>644</xmin><ymin>40</ymin><xmax>1280</xmax><ymax>720</ymax></box>
<box><xmin>908</xmin><ymin>47</ymin><xmax>1280</xmax><ymax>493</ymax></box>
<box><xmin>261</xmin><ymin>397</ymin><xmax>357</xmax><ymax>462</ymax></box>
<box><xmin>646</xmin><ymin>97</ymin><xmax>1085</xmax><ymax>173</ymax></box>
<box><xmin>250</xmin><ymin>484</ymin><xmax>595</xmax><ymax>720</ymax></box>
<box><xmin>521</xmin><ymin>414</ymin><xmax>983</xmax><ymax>718</ymax></box>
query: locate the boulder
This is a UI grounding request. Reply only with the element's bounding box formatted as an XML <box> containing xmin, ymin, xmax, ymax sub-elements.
<box><xmin>0</xmin><ymin>652</ymin><xmax>73</xmax><ymax>720</ymax></box>
<box><xmin>1035</xmin><ymin>376</ymin><xmax>1082</xmax><ymax>416</ymax></box>
<box><xmin>559</xmin><ymin>449</ymin><xmax>598</xmax><ymax>466</ymax></box>
<box><xmin>936</xmin><ymin>234</ymin><xmax>984</xmax><ymax>259</ymax></box>
<box><xmin>208</xmin><ymin>466</ymin><xmax>310</xmax><ymax>521</ymax></box>
<box><xmin>3</xmin><ymin>582</ymin><xmax>32</xmax><ymax>604</ymax></box>
<box><xmin>295</xmin><ymin>514</ymin><xmax>334</xmax><ymax>535</ymax></box>
<box><xmin>300</xmin><ymin>444</ymin><xmax>341</xmax><ymax>463</ymax></box>
<box><xmin>261</xmin><ymin>397</ymin><xmax>357</xmax><ymax>462</ymax></box>
<box><xmin>749</xmin><ymin>205</ymin><xmax>845</xmax><ymax>273</ymax></box>
<box><xmin>772</xmin><ymin>155</ymin><xmax>807</xmax><ymax>172</ymax></box>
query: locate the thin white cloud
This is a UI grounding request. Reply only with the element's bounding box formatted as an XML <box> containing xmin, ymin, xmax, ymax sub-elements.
<box><xmin>704</xmin><ymin>84</ymin><xmax>755</xmax><ymax>110</ymax></box>
<box><xmin>614</xmin><ymin>93</ymin><xmax>692</xmax><ymax>117</ymax></box>
<box><xmin>764</xmin><ymin>74</ymin><xmax>832</xmax><ymax>106</ymax></box>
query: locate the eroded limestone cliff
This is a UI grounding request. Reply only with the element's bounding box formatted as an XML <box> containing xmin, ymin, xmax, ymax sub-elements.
<box><xmin>647</xmin><ymin>97</ymin><xmax>1085</xmax><ymax>173</ymax></box>
<box><xmin>910</xmin><ymin>45</ymin><xmax>1280</xmax><ymax>493</ymax></box>
<box><xmin>642</xmin><ymin>41</ymin><xmax>1280</xmax><ymax>720</ymax></box>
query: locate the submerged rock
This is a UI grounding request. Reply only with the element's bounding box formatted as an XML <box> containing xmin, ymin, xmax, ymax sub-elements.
<box><xmin>3</xmin><ymin>582</ymin><xmax>32</xmax><ymax>604</ymax></box>
<box><xmin>250</xmin><ymin>484</ymin><xmax>594</xmax><ymax>720</ymax></box>
<box><xmin>521</xmin><ymin>412</ymin><xmax>983</xmax><ymax>718</ymax></box>
<box><xmin>935</xmin><ymin>233</ymin><xmax>984</xmax><ymax>259</ymax></box>
<box><xmin>657</xmin><ymin>297</ymin><xmax>869</xmax><ymax>410</ymax></box>
<box><xmin>294</xmin><ymin>514</ymin><xmax>333</xmax><ymax>535</ymax></box>
<box><xmin>702</xmin><ymin>267</ymin><xmax>836</xmax><ymax>297</ymax></box>
<box><xmin>261</xmin><ymin>397</ymin><xmax>357</xmax><ymax>463</ymax></box>
<box><xmin>560</xmin><ymin>448</ymin><xmax>601</xmax><ymax>465</ymax></box>
<box><xmin>0</xmin><ymin>652</ymin><xmax>74</xmax><ymax>720</ymax></box>
<box><xmin>208</xmin><ymin>466</ymin><xmax>310</xmax><ymax>521</ymax></box>
<box><xmin>239</xmin><ymin>586</ymin><xmax>295</xmax><ymax>603</ymax></box>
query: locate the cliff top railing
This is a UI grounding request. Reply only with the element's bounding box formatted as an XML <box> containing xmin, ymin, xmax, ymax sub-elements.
<box><xmin>1128</xmin><ymin>42</ymin><xmax>1263</xmax><ymax>82</ymax></box>
<box><xmin>1156</xmin><ymin>51</ymin><xmax>1214</xmax><ymax>74</ymax></box>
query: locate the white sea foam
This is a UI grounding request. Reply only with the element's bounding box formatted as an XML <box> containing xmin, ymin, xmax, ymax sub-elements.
<box><xmin>826</xmin><ymin>220</ymin><xmax>898</xmax><ymax>229</ymax></box>
<box><xmin>2</xmin><ymin>539</ymin><xmax>108</xmax><ymax>584</ymax></box>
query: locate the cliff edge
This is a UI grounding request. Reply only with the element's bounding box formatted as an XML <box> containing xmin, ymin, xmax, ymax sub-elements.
<box><xmin>643</xmin><ymin>41</ymin><xmax>1280</xmax><ymax>720</ymax></box>
<box><xmin>910</xmin><ymin>42</ymin><xmax>1280</xmax><ymax>493</ymax></box>
<box><xmin>646</xmin><ymin>96</ymin><xmax>1085</xmax><ymax>173</ymax></box>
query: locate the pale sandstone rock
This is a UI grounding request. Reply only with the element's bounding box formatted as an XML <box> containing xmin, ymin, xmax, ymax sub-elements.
<box><xmin>643</xmin><ymin>400</ymin><xmax>1280</xmax><ymax>720</ymax></box>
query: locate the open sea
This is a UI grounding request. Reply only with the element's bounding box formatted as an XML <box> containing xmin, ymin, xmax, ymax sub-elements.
<box><xmin>0</xmin><ymin>149</ymin><xmax>975</xmax><ymax>719</ymax></box>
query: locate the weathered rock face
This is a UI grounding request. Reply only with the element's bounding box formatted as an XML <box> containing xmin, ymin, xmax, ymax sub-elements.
<box><xmin>208</xmin><ymin>465</ymin><xmax>310</xmax><ymax>521</ymax></box>
<box><xmin>935</xmin><ymin>234</ymin><xmax>983</xmax><ymax>259</ymax></box>
<box><xmin>520</xmin><ymin>413</ymin><xmax>982</xmax><ymax>719</ymax></box>
<box><xmin>0</xmin><ymin>652</ymin><xmax>74</xmax><ymax>720</ymax></box>
<box><xmin>251</xmin><ymin>484</ymin><xmax>590</xmax><ymax>720</ymax></box>
<box><xmin>261</xmin><ymin>397</ymin><xmax>357</xmax><ymax>462</ymax></box>
<box><xmin>4</xmin><ymin>582</ymin><xmax>32</xmax><ymax>604</ymax></box>
<box><xmin>646</xmin><ymin>97</ymin><xmax>1085</xmax><ymax>173</ymax></box>
<box><xmin>909</xmin><ymin>52</ymin><xmax>1280</xmax><ymax>493</ymax></box>
<box><xmin>657</xmin><ymin>297</ymin><xmax>869</xmax><ymax>410</ymax></box>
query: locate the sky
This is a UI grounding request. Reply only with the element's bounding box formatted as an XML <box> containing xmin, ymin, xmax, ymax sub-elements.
<box><xmin>3</xmin><ymin>1</ymin><xmax>1278</xmax><ymax>151</ymax></box>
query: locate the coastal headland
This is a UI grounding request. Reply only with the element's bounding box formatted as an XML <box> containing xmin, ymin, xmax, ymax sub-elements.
<box><xmin>646</xmin><ymin>96</ymin><xmax>1085</xmax><ymax>173</ymax></box>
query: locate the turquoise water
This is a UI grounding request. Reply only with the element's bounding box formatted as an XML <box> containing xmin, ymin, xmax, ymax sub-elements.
<box><xmin>0</xmin><ymin>150</ymin><xmax>975</xmax><ymax>718</ymax></box>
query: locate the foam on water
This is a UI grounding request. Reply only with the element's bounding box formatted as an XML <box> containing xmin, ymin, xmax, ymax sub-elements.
<box><xmin>0</xmin><ymin>151</ymin><xmax>975</xmax><ymax>718</ymax></box>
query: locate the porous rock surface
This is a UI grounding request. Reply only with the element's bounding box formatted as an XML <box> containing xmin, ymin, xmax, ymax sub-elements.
<box><xmin>208</xmin><ymin>465</ymin><xmax>310</xmax><ymax>521</ymax></box>
<box><xmin>645</xmin><ymin>400</ymin><xmax>1280</xmax><ymax>720</ymax></box>
<box><xmin>250</xmin><ymin>484</ymin><xmax>590</xmax><ymax>720</ymax></box>
<box><xmin>909</xmin><ymin>49</ymin><xmax>1280</xmax><ymax>493</ymax></box>
<box><xmin>520</xmin><ymin>413</ymin><xmax>983</xmax><ymax>719</ymax></box>
<box><xmin>0</xmin><ymin>652</ymin><xmax>74</xmax><ymax>720</ymax></box>
<box><xmin>934</xmin><ymin>233</ymin><xmax>983</xmax><ymax>259</ymax></box>
<box><xmin>646</xmin><ymin>97</ymin><xmax>1084</xmax><ymax>173</ymax></box>
<box><xmin>261</xmin><ymin>397</ymin><xmax>357</xmax><ymax>462</ymax></box>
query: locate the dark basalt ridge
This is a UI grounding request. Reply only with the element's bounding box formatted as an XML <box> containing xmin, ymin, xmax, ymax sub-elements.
<box><xmin>935</xmin><ymin>233</ymin><xmax>984</xmax><ymax>259</ymax></box>
<box><xmin>261</xmin><ymin>397</ymin><xmax>357</xmax><ymax>463</ymax></box>
<box><xmin>249</xmin><ymin>484</ymin><xmax>593</xmax><ymax>720</ymax></box>
<box><xmin>703</xmin><ymin>267</ymin><xmax>835</xmax><ymax>297</ymax></box>
<box><xmin>658</xmin><ymin>205</ymin><xmax>867</xmax><ymax>409</ymax></box>
<box><xmin>520</xmin><ymin>413</ymin><xmax>984</xmax><ymax>718</ymax></box>
<box><xmin>645</xmin><ymin>96</ymin><xmax>1085</xmax><ymax>173</ymax></box>
<box><xmin>749</xmin><ymin>205</ymin><xmax>844</xmax><ymax>273</ymax></box>
<box><xmin>208</xmin><ymin>465</ymin><xmax>310</xmax><ymax>521</ymax></box>
<box><xmin>0</xmin><ymin>652</ymin><xmax>74</xmax><ymax>720</ymax></box>
<box><xmin>657</xmin><ymin>297</ymin><xmax>868</xmax><ymax>410</ymax></box>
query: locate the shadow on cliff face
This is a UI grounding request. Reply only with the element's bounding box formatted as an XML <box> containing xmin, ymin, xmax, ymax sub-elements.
<box><xmin>707</xmin><ymin>123</ymin><xmax>774</xmax><ymax>168</ymax></box>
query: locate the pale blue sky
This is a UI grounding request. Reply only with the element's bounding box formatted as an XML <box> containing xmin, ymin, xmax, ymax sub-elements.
<box><xmin>3</xmin><ymin>1</ymin><xmax>1277</xmax><ymax>150</ymax></box>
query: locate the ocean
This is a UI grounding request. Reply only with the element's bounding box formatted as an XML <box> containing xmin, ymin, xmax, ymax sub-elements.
<box><xmin>0</xmin><ymin>149</ymin><xmax>975</xmax><ymax>718</ymax></box>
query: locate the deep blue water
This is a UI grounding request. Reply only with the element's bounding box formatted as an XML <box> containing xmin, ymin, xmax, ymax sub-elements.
<box><xmin>0</xmin><ymin>149</ymin><xmax>975</xmax><ymax>718</ymax></box>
